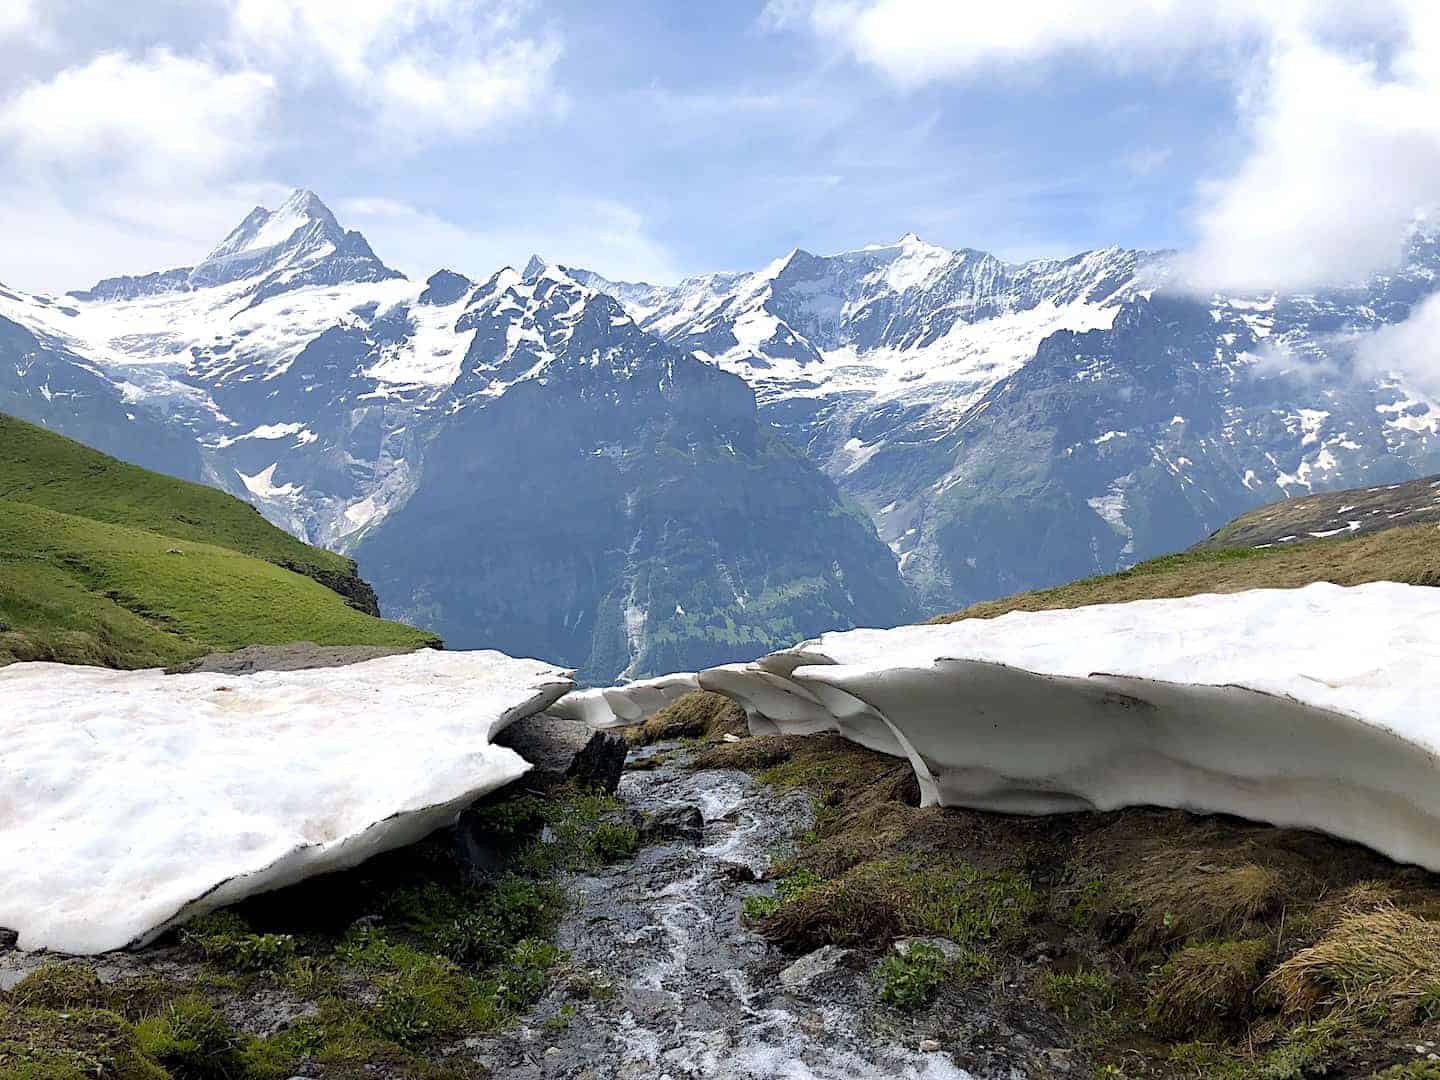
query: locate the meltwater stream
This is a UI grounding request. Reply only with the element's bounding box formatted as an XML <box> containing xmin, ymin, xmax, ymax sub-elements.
<box><xmin>464</xmin><ymin>746</ymin><xmax>984</xmax><ymax>1079</ymax></box>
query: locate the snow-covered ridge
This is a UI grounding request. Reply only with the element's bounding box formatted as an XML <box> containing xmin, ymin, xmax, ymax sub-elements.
<box><xmin>696</xmin><ymin>582</ymin><xmax>1440</xmax><ymax>872</ymax></box>
<box><xmin>0</xmin><ymin>650</ymin><xmax>574</xmax><ymax>953</ymax></box>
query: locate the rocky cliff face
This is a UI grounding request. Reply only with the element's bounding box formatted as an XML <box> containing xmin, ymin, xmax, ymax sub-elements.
<box><xmin>353</xmin><ymin>264</ymin><xmax>911</xmax><ymax>683</ymax></box>
<box><xmin>5</xmin><ymin>189</ymin><xmax>1440</xmax><ymax>653</ymax></box>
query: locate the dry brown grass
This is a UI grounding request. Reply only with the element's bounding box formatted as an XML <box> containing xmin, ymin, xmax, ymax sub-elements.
<box><xmin>1147</xmin><ymin>937</ymin><xmax>1271</xmax><ymax>1036</ymax></box>
<box><xmin>1124</xmin><ymin>858</ymin><xmax>1287</xmax><ymax>950</ymax></box>
<box><xmin>624</xmin><ymin>691</ymin><xmax>747</xmax><ymax>746</ymax></box>
<box><xmin>1267</xmin><ymin>905</ymin><xmax>1440</xmax><ymax>1021</ymax></box>
<box><xmin>933</xmin><ymin>523</ymin><xmax>1440</xmax><ymax>623</ymax></box>
<box><xmin>703</xmin><ymin>734</ymin><xmax>1440</xmax><ymax>1077</ymax></box>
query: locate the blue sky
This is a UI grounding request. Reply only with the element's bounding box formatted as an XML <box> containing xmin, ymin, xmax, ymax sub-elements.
<box><xmin>0</xmin><ymin>1</ymin><xmax>1435</xmax><ymax>293</ymax></box>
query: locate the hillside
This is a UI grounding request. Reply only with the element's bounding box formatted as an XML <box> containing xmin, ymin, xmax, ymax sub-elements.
<box><xmin>0</xmin><ymin>414</ymin><xmax>381</xmax><ymax>612</ymax></box>
<box><xmin>1197</xmin><ymin>471</ymin><xmax>1440</xmax><ymax>550</ymax></box>
<box><xmin>0</xmin><ymin>416</ymin><xmax>438</xmax><ymax>668</ymax></box>
<box><xmin>935</xmin><ymin>501</ymin><xmax>1440</xmax><ymax>624</ymax></box>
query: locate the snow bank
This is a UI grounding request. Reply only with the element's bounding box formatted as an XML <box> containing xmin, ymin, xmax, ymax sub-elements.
<box><xmin>549</xmin><ymin>672</ymin><xmax>699</xmax><ymax>728</ymax></box>
<box><xmin>0</xmin><ymin>650</ymin><xmax>573</xmax><ymax>954</ymax></box>
<box><xmin>699</xmin><ymin>582</ymin><xmax>1440</xmax><ymax>872</ymax></box>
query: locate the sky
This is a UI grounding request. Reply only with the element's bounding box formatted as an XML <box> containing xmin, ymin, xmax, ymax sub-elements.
<box><xmin>0</xmin><ymin>0</ymin><xmax>1437</xmax><ymax>296</ymax></box>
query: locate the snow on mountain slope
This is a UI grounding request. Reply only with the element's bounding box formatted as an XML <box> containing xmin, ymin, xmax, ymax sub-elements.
<box><xmin>582</xmin><ymin>230</ymin><xmax>1440</xmax><ymax>612</ymax></box>
<box><xmin>353</xmin><ymin>258</ymin><xmax>914</xmax><ymax>683</ymax></box>
<box><xmin>700</xmin><ymin>581</ymin><xmax>1440</xmax><ymax>872</ymax></box>
<box><xmin>8</xmin><ymin>189</ymin><xmax>1440</xmax><ymax>632</ymax></box>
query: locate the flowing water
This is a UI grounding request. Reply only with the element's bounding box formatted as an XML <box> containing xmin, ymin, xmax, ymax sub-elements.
<box><xmin>462</xmin><ymin>747</ymin><xmax>995</xmax><ymax>1079</ymax></box>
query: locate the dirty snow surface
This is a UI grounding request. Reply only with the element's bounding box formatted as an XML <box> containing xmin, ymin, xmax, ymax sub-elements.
<box><xmin>700</xmin><ymin>582</ymin><xmax>1440</xmax><ymax>872</ymax></box>
<box><xmin>0</xmin><ymin>650</ymin><xmax>573</xmax><ymax>954</ymax></box>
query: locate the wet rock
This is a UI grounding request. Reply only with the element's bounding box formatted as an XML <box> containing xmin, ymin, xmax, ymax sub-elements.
<box><xmin>780</xmin><ymin>945</ymin><xmax>854</xmax><ymax>992</ymax></box>
<box><xmin>496</xmin><ymin>714</ymin><xmax>627</xmax><ymax>793</ymax></box>
<box><xmin>640</xmin><ymin>804</ymin><xmax>704</xmax><ymax>843</ymax></box>
<box><xmin>565</xmin><ymin>731</ymin><xmax>629</xmax><ymax>793</ymax></box>
<box><xmin>718</xmin><ymin>861</ymin><xmax>761</xmax><ymax>882</ymax></box>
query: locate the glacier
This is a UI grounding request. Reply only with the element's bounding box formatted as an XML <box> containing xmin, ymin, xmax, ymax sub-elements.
<box><xmin>0</xmin><ymin>650</ymin><xmax>573</xmax><ymax>954</ymax></box>
<box><xmin>697</xmin><ymin>582</ymin><xmax>1440</xmax><ymax>873</ymax></box>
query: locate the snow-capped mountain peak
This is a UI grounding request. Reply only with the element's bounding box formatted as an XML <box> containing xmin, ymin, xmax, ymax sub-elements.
<box><xmin>202</xmin><ymin>188</ymin><xmax>341</xmax><ymax>265</ymax></box>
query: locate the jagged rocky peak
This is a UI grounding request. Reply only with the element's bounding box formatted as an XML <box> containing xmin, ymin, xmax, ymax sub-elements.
<box><xmin>69</xmin><ymin>188</ymin><xmax>402</xmax><ymax>302</ymax></box>
<box><xmin>419</xmin><ymin>269</ymin><xmax>474</xmax><ymax>306</ymax></box>
<box><xmin>203</xmin><ymin>188</ymin><xmax>341</xmax><ymax>265</ymax></box>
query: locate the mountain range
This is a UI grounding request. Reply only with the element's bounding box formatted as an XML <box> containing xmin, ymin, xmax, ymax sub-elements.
<box><xmin>3</xmin><ymin>189</ymin><xmax>1438</xmax><ymax>679</ymax></box>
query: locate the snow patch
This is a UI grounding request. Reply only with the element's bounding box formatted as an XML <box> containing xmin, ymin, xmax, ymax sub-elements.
<box><xmin>698</xmin><ymin>582</ymin><xmax>1440</xmax><ymax>872</ymax></box>
<box><xmin>0</xmin><ymin>651</ymin><xmax>573</xmax><ymax>953</ymax></box>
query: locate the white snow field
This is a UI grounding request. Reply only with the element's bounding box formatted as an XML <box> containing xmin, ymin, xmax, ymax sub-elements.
<box><xmin>698</xmin><ymin>582</ymin><xmax>1440</xmax><ymax>872</ymax></box>
<box><xmin>549</xmin><ymin>672</ymin><xmax>700</xmax><ymax>728</ymax></box>
<box><xmin>0</xmin><ymin>650</ymin><xmax>573</xmax><ymax>954</ymax></box>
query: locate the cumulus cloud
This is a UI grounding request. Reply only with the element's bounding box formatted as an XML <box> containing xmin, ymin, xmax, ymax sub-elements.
<box><xmin>767</xmin><ymin>0</ymin><xmax>1440</xmax><ymax>294</ymax></box>
<box><xmin>1180</xmin><ymin>24</ymin><xmax>1440</xmax><ymax>292</ymax></box>
<box><xmin>0</xmin><ymin>49</ymin><xmax>282</xmax><ymax>291</ymax></box>
<box><xmin>1354</xmin><ymin>290</ymin><xmax>1440</xmax><ymax>399</ymax></box>
<box><xmin>227</xmin><ymin>0</ymin><xmax>562</xmax><ymax>139</ymax></box>
<box><xmin>0</xmin><ymin>50</ymin><xmax>274</xmax><ymax>182</ymax></box>
<box><xmin>761</xmin><ymin>0</ymin><xmax>1294</xmax><ymax>84</ymax></box>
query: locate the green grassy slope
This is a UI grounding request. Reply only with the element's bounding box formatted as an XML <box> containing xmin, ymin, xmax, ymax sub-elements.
<box><xmin>934</xmin><ymin>520</ymin><xmax>1440</xmax><ymax>623</ymax></box>
<box><xmin>0</xmin><ymin>414</ymin><xmax>439</xmax><ymax>668</ymax></box>
<box><xmin>0</xmin><ymin>413</ymin><xmax>359</xmax><ymax>595</ymax></box>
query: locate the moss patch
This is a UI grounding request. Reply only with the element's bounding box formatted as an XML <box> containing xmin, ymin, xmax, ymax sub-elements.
<box><xmin>3</xmin><ymin>783</ymin><xmax>644</xmax><ymax>1079</ymax></box>
<box><xmin>623</xmin><ymin>690</ymin><xmax>748</xmax><ymax>747</ymax></box>
<box><xmin>706</xmin><ymin>732</ymin><xmax>1440</xmax><ymax>1078</ymax></box>
<box><xmin>933</xmin><ymin>522</ymin><xmax>1440</xmax><ymax>624</ymax></box>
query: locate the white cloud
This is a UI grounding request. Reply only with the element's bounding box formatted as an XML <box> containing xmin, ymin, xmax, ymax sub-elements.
<box><xmin>763</xmin><ymin>0</ymin><xmax>1299</xmax><ymax>84</ymax></box>
<box><xmin>227</xmin><ymin>0</ymin><xmax>562</xmax><ymax>139</ymax></box>
<box><xmin>770</xmin><ymin>0</ymin><xmax>1440</xmax><ymax>292</ymax></box>
<box><xmin>0</xmin><ymin>0</ymin><xmax>35</xmax><ymax>39</ymax></box>
<box><xmin>1355</xmin><ymin>289</ymin><xmax>1440</xmax><ymax>399</ymax></box>
<box><xmin>337</xmin><ymin>196</ymin><xmax>681</xmax><ymax>284</ymax></box>
<box><xmin>0</xmin><ymin>50</ymin><xmax>274</xmax><ymax>182</ymax></box>
<box><xmin>1181</xmin><ymin>17</ymin><xmax>1440</xmax><ymax>291</ymax></box>
<box><xmin>0</xmin><ymin>181</ymin><xmax>293</xmax><ymax>293</ymax></box>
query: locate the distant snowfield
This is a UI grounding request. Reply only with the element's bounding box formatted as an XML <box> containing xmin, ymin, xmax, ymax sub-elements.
<box><xmin>697</xmin><ymin>582</ymin><xmax>1440</xmax><ymax>873</ymax></box>
<box><xmin>0</xmin><ymin>650</ymin><xmax>573</xmax><ymax>954</ymax></box>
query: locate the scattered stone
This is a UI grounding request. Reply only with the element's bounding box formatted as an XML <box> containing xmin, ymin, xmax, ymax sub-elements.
<box><xmin>780</xmin><ymin>945</ymin><xmax>854</xmax><ymax>992</ymax></box>
<box><xmin>919</xmin><ymin>1039</ymin><xmax>942</xmax><ymax>1053</ymax></box>
<box><xmin>893</xmin><ymin>936</ymin><xmax>967</xmax><ymax>964</ymax></box>
<box><xmin>722</xmin><ymin>733</ymin><xmax>743</xmax><ymax>743</ymax></box>
<box><xmin>640</xmin><ymin>804</ymin><xmax>705</xmax><ymax>843</ymax></box>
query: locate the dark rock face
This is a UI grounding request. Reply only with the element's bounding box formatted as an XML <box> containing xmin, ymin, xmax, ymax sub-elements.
<box><xmin>493</xmin><ymin>714</ymin><xmax>627</xmax><ymax>794</ymax></box>
<box><xmin>640</xmin><ymin>804</ymin><xmax>705</xmax><ymax>844</ymax></box>
<box><xmin>0</xmin><ymin>315</ymin><xmax>203</xmax><ymax>482</ymax></box>
<box><xmin>278</xmin><ymin>560</ymin><xmax>383</xmax><ymax>616</ymax></box>
<box><xmin>355</xmin><ymin>268</ymin><xmax>913</xmax><ymax>684</ymax></box>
